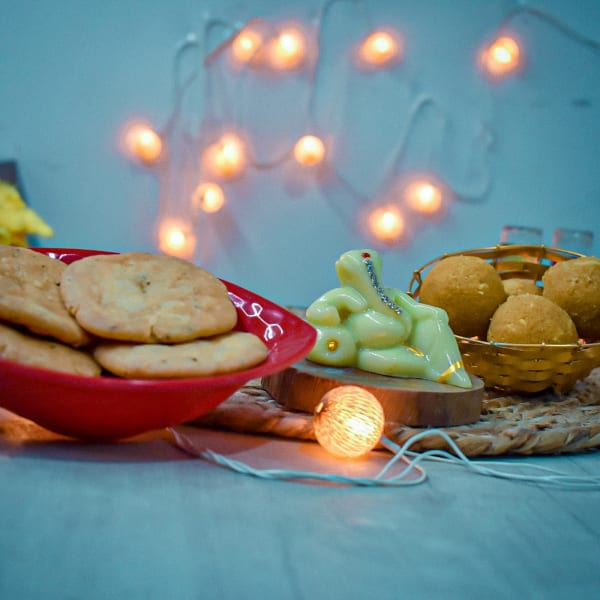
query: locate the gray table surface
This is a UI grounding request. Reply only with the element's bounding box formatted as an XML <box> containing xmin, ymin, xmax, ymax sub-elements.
<box><xmin>1</xmin><ymin>408</ymin><xmax>599</xmax><ymax>600</ymax></box>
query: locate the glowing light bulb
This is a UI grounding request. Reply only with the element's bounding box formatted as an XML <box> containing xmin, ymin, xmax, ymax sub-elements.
<box><xmin>125</xmin><ymin>124</ymin><xmax>163</xmax><ymax>165</ymax></box>
<box><xmin>193</xmin><ymin>182</ymin><xmax>225</xmax><ymax>213</ymax></box>
<box><xmin>481</xmin><ymin>36</ymin><xmax>521</xmax><ymax>77</ymax></box>
<box><xmin>367</xmin><ymin>205</ymin><xmax>405</xmax><ymax>243</ymax></box>
<box><xmin>359</xmin><ymin>30</ymin><xmax>401</xmax><ymax>67</ymax></box>
<box><xmin>293</xmin><ymin>135</ymin><xmax>325</xmax><ymax>166</ymax></box>
<box><xmin>269</xmin><ymin>27</ymin><xmax>306</xmax><ymax>70</ymax></box>
<box><xmin>207</xmin><ymin>134</ymin><xmax>245</xmax><ymax>179</ymax></box>
<box><xmin>158</xmin><ymin>219</ymin><xmax>196</xmax><ymax>259</ymax></box>
<box><xmin>314</xmin><ymin>386</ymin><xmax>384</xmax><ymax>459</ymax></box>
<box><xmin>232</xmin><ymin>27</ymin><xmax>263</xmax><ymax>63</ymax></box>
<box><xmin>405</xmin><ymin>180</ymin><xmax>443</xmax><ymax>214</ymax></box>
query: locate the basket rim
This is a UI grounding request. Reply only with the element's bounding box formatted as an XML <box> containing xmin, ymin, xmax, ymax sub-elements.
<box><xmin>455</xmin><ymin>335</ymin><xmax>600</xmax><ymax>350</ymax></box>
<box><xmin>410</xmin><ymin>244</ymin><xmax>585</xmax><ymax>281</ymax></box>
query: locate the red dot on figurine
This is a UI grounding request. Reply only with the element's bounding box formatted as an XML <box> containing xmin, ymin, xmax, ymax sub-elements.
<box><xmin>362</xmin><ymin>252</ymin><xmax>371</xmax><ymax>259</ymax></box>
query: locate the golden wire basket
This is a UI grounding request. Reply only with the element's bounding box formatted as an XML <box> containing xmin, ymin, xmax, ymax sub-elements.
<box><xmin>408</xmin><ymin>245</ymin><xmax>600</xmax><ymax>394</ymax></box>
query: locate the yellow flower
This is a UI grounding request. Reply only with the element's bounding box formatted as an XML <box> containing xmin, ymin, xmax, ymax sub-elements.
<box><xmin>0</xmin><ymin>179</ymin><xmax>53</xmax><ymax>246</ymax></box>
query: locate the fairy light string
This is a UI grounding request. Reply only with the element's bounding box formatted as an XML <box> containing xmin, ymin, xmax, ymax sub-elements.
<box><xmin>168</xmin><ymin>425</ymin><xmax>600</xmax><ymax>489</ymax></box>
<box><xmin>132</xmin><ymin>1</ymin><xmax>600</xmax><ymax>255</ymax></box>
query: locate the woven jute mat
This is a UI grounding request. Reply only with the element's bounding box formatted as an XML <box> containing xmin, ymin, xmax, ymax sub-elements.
<box><xmin>192</xmin><ymin>368</ymin><xmax>600</xmax><ymax>457</ymax></box>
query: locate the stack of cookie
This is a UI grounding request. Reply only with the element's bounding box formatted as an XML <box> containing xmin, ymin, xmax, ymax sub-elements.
<box><xmin>0</xmin><ymin>247</ymin><xmax>268</xmax><ymax>378</ymax></box>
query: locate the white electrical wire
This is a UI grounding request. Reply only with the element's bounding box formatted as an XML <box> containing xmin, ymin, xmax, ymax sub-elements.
<box><xmin>169</xmin><ymin>427</ymin><xmax>600</xmax><ymax>489</ymax></box>
<box><xmin>169</xmin><ymin>427</ymin><xmax>427</xmax><ymax>487</ymax></box>
<box><xmin>379</xmin><ymin>431</ymin><xmax>600</xmax><ymax>489</ymax></box>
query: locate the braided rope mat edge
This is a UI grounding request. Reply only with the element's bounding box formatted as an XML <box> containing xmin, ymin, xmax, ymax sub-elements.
<box><xmin>191</xmin><ymin>368</ymin><xmax>600</xmax><ymax>457</ymax></box>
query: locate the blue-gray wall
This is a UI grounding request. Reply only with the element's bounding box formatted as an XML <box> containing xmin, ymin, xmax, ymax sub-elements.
<box><xmin>1</xmin><ymin>0</ymin><xmax>599</xmax><ymax>305</ymax></box>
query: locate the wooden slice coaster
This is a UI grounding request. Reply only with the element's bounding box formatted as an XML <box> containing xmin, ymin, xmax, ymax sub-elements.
<box><xmin>261</xmin><ymin>359</ymin><xmax>484</xmax><ymax>427</ymax></box>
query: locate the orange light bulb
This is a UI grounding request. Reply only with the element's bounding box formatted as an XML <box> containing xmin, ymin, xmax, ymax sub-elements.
<box><xmin>232</xmin><ymin>28</ymin><xmax>263</xmax><ymax>63</ymax></box>
<box><xmin>158</xmin><ymin>219</ymin><xmax>196</xmax><ymax>259</ymax></box>
<box><xmin>367</xmin><ymin>205</ymin><xmax>405</xmax><ymax>243</ymax></box>
<box><xmin>125</xmin><ymin>124</ymin><xmax>163</xmax><ymax>165</ymax></box>
<box><xmin>193</xmin><ymin>182</ymin><xmax>225</xmax><ymax>213</ymax></box>
<box><xmin>269</xmin><ymin>27</ymin><xmax>306</xmax><ymax>70</ymax></box>
<box><xmin>405</xmin><ymin>180</ymin><xmax>443</xmax><ymax>214</ymax></box>
<box><xmin>481</xmin><ymin>36</ymin><xmax>521</xmax><ymax>77</ymax></box>
<box><xmin>293</xmin><ymin>135</ymin><xmax>325</xmax><ymax>166</ymax></box>
<box><xmin>314</xmin><ymin>386</ymin><xmax>384</xmax><ymax>459</ymax></box>
<box><xmin>207</xmin><ymin>134</ymin><xmax>245</xmax><ymax>179</ymax></box>
<box><xmin>359</xmin><ymin>30</ymin><xmax>401</xmax><ymax>67</ymax></box>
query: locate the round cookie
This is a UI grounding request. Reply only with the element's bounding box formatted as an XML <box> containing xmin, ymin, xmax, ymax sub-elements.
<box><xmin>502</xmin><ymin>278</ymin><xmax>541</xmax><ymax>297</ymax></box>
<box><xmin>487</xmin><ymin>294</ymin><xmax>578</xmax><ymax>345</ymax></box>
<box><xmin>420</xmin><ymin>255</ymin><xmax>507</xmax><ymax>338</ymax></box>
<box><xmin>542</xmin><ymin>256</ymin><xmax>600</xmax><ymax>340</ymax></box>
<box><xmin>0</xmin><ymin>246</ymin><xmax>91</xmax><ymax>346</ymax></box>
<box><xmin>0</xmin><ymin>322</ymin><xmax>101</xmax><ymax>376</ymax></box>
<box><xmin>60</xmin><ymin>252</ymin><xmax>238</xmax><ymax>343</ymax></box>
<box><xmin>93</xmin><ymin>331</ymin><xmax>269</xmax><ymax>379</ymax></box>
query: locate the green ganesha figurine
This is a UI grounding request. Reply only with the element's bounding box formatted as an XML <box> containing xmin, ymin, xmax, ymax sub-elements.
<box><xmin>305</xmin><ymin>249</ymin><xmax>472</xmax><ymax>389</ymax></box>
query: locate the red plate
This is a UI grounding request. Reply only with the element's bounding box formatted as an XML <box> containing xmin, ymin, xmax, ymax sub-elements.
<box><xmin>0</xmin><ymin>248</ymin><xmax>316</xmax><ymax>440</ymax></box>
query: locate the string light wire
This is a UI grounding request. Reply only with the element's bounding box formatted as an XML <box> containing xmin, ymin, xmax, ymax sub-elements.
<box><xmin>169</xmin><ymin>426</ymin><xmax>426</xmax><ymax>486</ymax></box>
<box><xmin>146</xmin><ymin>1</ymin><xmax>600</xmax><ymax>255</ymax></box>
<box><xmin>168</xmin><ymin>426</ymin><xmax>600</xmax><ymax>489</ymax></box>
<box><xmin>155</xmin><ymin>31</ymin><xmax>204</xmax><ymax>231</ymax></box>
<box><xmin>503</xmin><ymin>3</ymin><xmax>600</xmax><ymax>54</ymax></box>
<box><xmin>378</xmin><ymin>432</ymin><xmax>600</xmax><ymax>489</ymax></box>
